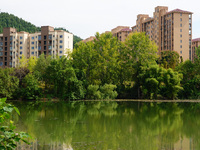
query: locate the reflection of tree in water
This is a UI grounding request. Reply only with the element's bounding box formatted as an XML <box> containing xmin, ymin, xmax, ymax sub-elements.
<box><xmin>12</xmin><ymin>101</ymin><xmax>200</xmax><ymax>150</ymax></box>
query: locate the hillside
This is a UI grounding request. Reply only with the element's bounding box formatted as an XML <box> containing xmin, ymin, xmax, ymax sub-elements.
<box><xmin>0</xmin><ymin>12</ymin><xmax>82</xmax><ymax>45</ymax></box>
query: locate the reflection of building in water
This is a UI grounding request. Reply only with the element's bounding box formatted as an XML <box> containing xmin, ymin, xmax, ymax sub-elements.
<box><xmin>16</xmin><ymin>140</ymin><xmax>73</xmax><ymax>150</ymax></box>
<box><xmin>174</xmin><ymin>137</ymin><xmax>194</xmax><ymax>150</ymax></box>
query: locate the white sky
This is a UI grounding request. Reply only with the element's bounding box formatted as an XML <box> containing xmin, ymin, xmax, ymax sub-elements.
<box><xmin>1</xmin><ymin>0</ymin><xmax>200</xmax><ymax>39</ymax></box>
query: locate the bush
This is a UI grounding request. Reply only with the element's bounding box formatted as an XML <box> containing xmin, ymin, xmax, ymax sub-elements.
<box><xmin>87</xmin><ymin>84</ymin><xmax>118</xmax><ymax>100</ymax></box>
<box><xmin>0</xmin><ymin>98</ymin><xmax>30</xmax><ymax>149</ymax></box>
<box><xmin>99</xmin><ymin>84</ymin><xmax>118</xmax><ymax>99</ymax></box>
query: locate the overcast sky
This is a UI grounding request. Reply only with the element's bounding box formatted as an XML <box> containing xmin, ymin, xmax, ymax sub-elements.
<box><xmin>1</xmin><ymin>0</ymin><xmax>200</xmax><ymax>39</ymax></box>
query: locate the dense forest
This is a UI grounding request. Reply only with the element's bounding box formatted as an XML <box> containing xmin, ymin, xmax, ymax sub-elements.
<box><xmin>0</xmin><ymin>32</ymin><xmax>200</xmax><ymax>100</ymax></box>
<box><xmin>0</xmin><ymin>12</ymin><xmax>82</xmax><ymax>45</ymax></box>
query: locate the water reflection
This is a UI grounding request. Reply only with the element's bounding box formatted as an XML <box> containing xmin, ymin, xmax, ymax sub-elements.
<box><xmin>12</xmin><ymin>101</ymin><xmax>200</xmax><ymax>150</ymax></box>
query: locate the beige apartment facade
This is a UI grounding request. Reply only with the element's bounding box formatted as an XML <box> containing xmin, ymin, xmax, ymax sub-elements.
<box><xmin>0</xmin><ymin>26</ymin><xmax>73</xmax><ymax>68</ymax></box>
<box><xmin>132</xmin><ymin>6</ymin><xmax>193</xmax><ymax>61</ymax></box>
<box><xmin>111</xmin><ymin>26</ymin><xmax>132</xmax><ymax>41</ymax></box>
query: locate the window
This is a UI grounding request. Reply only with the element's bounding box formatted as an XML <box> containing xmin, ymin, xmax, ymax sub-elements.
<box><xmin>0</xmin><ymin>62</ymin><xmax>3</xmax><ymax>66</ymax></box>
<box><xmin>38</xmin><ymin>46</ymin><xmax>41</xmax><ymax>50</ymax></box>
<box><xmin>31</xmin><ymin>52</ymin><xmax>34</xmax><ymax>55</ymax></box>
<box><xmin>180</xmin><ymin>13</ymin><xmax>182</xmax><ymax>16</ymax></box>
<box><xmin>0</xmin><ymin>52</ymin><xmax>3</xmax><ymax>56</ymax></box>
<box><xmin>20</xmin><ymin>46</ymin><xmax>23</xmax><ymax>49</ymax></box>
<box><xmin>32</xmin><ymin>42</ymin><xmax>34</xmax><ymax>44</ymax></box>
<box><xmin>44</xmin><ymin>36</ymin><xmax>47</xmax><ymax>40</ymax></box>
<box><xmin>60</xmin><ymin>51</ymin><xmax>62</xmax><ymax>54</ymax></box>
<box><xmin>189</xmin><ymin>30</ymin><xmax>191</xmax><ymax>35</ymax></box>
<box><xmin>180</xmin><ymin>40</ymin><xmax>182</xmax><ymax>43</ymax></box>
<box><xmin>180</xmin><ymin>24</ymin><xmax>182</xmax><ymax>27</ymax></box>
<box><xmin>180</xmin><ymin>51</ymin><xmax>182</xmax><ymax>54</ymax></box>
<box><xmin>32</xmin><ymin>37</ymin><xmax>34</xmax><ymax>40</ymax></box>
<box><xmin>60</xmin><ymin>40</ymin><xmax>63</xmax><ymax>43</ymax></box>
<box><xmin>20</xmin><ymin>51</ymin><xmax>22</xmax><ymax>54</ymax></box>
<box><xmin>59</xmin><ymin>56</ymin><xmax>62</xmax><ymax>58</ymax></box>
<box><xmin>32</xmin><ymin>47</ymin><xmax>34</xmax><ymax>50</ymax></box>
<box><xmin>180</xmin><ymin>18</ymin><xmax>182</xmax><ymax>21</ymax></box>
<box><xmin>180</xmin><ymin>34</ymin><xmax>182</xmax><ymax>38</ymax></box>
<box><xmin>38</xmin><ymin>35</ymin><xmax>41</xmax><ymax>40</ymax></box>
<box><xmin>20</xmin><ymin>36</ymin><xmax>23</xmax><ymax>39</ymax></box>
<box><xmin>60</xmin><ymin>45</ymin><xmax>63</xmax><ymax>49</ymax></box>
<box><xmin>20</xmin><ymin>41</ymin><xmax>23</xmax><ymax>44</ymax></box>
<box><xmin>60</xmin><ymin>35</ymin><xmax>63</xmax><ymax>38</ymax></box>
<box><xmin>180</xmin><ymin>29</ymin><xmax>182</xmax><ymax>32</ymax></box>
<box><xmin>20</xmin><ymin>56</ymin><xmax>22</xmax><ymax>59</ymax></box>
<box><xmin>48</xmin><ymin>35</ymin><xmax>52</xmax><ymax>40</ymax></box>
<box><xmin>180</xmin><ymin>45</ymin><xmax>182</xmax><ymax>48</ymax></box>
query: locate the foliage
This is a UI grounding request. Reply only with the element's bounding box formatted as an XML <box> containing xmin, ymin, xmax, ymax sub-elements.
<box><xmin>160</xmin><ymin>68</ymin><xmax>183</xmax><ymax>99</ymax></box>
<box><xmin>119</xmin><ymin>32</ymin><xmax>158</xmax><ymax>98</ymax></box>
<box><xmin>139</xmin><ymin>65</ymin><xmax>183</xmax><ymax>100</ymax></box>
<box><xmin>72</xmin><ymin>32</ymin><xmax>121</xmax><ymax>86</ymax></box>
<box><xmin>19</xmin><ymin>73</ymin><xmax>41</xmax><ymax>100</ymax></box>
<box><xmin>0</xmin><ymin>12</ymin><xmax>40</xmax><ymax>33</ymax></box>
<box><xmin>0</xmin><ymin>98</ymin><xmax>29</xmax><ymax>149</ymax></box>
<box><xmin>0</xmin><ymin>68</ymin><xmax>19</xmax><ymax>99</ymax></box>
<box><xmin>87</xmin><ymin>84</ymin><xmax>118</xmax><ymax>100</ymax></box>
<box><xmin>45</xmin><ymin>57</ymin><xmax>85</xmax><ymax>100</ymax></box>
<box><xmin>158</xmin><ymin>51</ymin><xmax>180</xmax><ymax>69</ymax></box>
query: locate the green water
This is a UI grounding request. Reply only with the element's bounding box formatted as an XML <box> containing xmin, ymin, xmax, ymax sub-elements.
<box><xmin>12</xmin><ymin>101</ymin><xmax>200</xmax><ymax>150</ymax></box>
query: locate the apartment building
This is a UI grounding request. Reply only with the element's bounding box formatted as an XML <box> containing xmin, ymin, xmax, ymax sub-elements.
<box><xmin>111</xmin><ymin>26</ymin><xmax>132</xmax><ymax>41</ymax></box>
<box><xmin>192</xmin><ymin>38</ymin><xmax>200</xmax><ymax>61</ymax></box>
<box><xmin>132</xmin><ymin>6</ymin><xmax>193</xmax><ymax>61</ymax></box>
<box><xmin>0</xmin><ymin>26</ymin><xmax>73</xmax><ymax>68</ymax></box>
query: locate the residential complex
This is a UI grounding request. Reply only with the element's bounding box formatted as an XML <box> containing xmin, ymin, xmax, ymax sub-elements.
<box><xmin>0</xmin><ymin>26</ymin><xmax>73</xmax><ymax>68</ymax></box>
<box><xmin>192</xmin><ymin>38</ymin><xmax>200</xmax><ymax>61</ymax></box>
<box><xmin>132</xmin><ymin>6</ymin><xmax>193</xmax><ymax>61</ymax></box>
<box><xmin>111</xmin><ymin>26</ymin><xmax>132</xmax><ymax>41</ymax></box>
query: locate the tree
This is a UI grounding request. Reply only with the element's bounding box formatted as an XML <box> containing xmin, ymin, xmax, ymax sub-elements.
<box><xmin>19</xmin><ymin>73</ymin><xmax>41</xmax><ymax>100</ymax></box>
<box><xmin>139</xmin><ymin>65</ymin><xmax>164</xmax><ymax>99</ymax></box>
<box><xmin>0</xmin><ymin>68</ymin><xmax>19</xmax><ymax>99</ymax></box>
<box><xmin>158</xmin><ymin>51</ymin><xmax>180</xmax><ymax>69</ymax></box>
<box><xmin>120</xmin><ymin>32</ymin><xmax>158</xmax><ymax>98</ymax></box>
<box><xmin>160</xmin><ymin>68</ymin><xmax>183</xmax><ymax>99</ymax></box>
<box><xmin>72</xmin><ymin>32</ymin><xmax>121</xmax><ymax>86</ymax></box>
<box><xmin>45</xmin><ymin>57</ymin><xmax>85</xmax><ymax>100</ymax></box>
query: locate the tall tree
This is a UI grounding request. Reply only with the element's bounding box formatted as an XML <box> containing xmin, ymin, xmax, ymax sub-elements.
<box><xmin>120</xmin><ymin>32</ymin><xmax>158</xmax><ymax>98</ymax></box>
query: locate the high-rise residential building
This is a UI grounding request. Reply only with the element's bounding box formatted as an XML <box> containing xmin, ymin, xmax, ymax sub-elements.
<box><xmin>132</xmin><ymin>6</ymin><xmax>193</xmax><ymax>61</ymax></box>
<box><xmin>111</xmin><ymin>26</ymin><xmax>132</xmax><ymax>41</ymax></box>
<box><xmin>0</xmin><ymin>26</ymin><xmax>73</xmax><ymax>68</ymax></box>
<box><xmin>192</xmin><ymin>38</ymin><xmax>200</xmax><ymax>61</ymax></box>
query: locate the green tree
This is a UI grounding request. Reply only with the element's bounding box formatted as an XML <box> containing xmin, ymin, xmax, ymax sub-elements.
<box><xmin>19</xmin><ymin>73</ymin><xmax>41</xmax><ymax>100</ymax></box>
<box><xmin>45</xmin><ymin>57</ymin><xmax>85</xmax><ymax>100</ymax></box>
<box><xmin>161</xmin><ymin>68</ymin><xmax>183</xmax><ymax>99</ymax></box>
<box><xmin>120</xmin><ymin>32</ymin><xmax>158</xmax><ymax>98</ymax></box>
<box><xmin>0</xmin><ymin>68</ymin><xmax>19</xmax><ymax>99</ymax></box>
<box><xmin>72</xmin><ymin>32</ymin><xmax>121</xmax><ymax>86</ymax></box>
<box><xmin>158</xmin><ymin>51</ymin><xmax>180</xmax><ymax>69</ymax></box>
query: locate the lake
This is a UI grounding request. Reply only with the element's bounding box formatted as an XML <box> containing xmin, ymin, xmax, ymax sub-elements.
<box><xmin>11</xmin><ymin>101</ymin><xmax>200</xmax><ymax>150</ymax></box>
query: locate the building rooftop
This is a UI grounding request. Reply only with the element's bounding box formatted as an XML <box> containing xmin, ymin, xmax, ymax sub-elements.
<box><xmin>167</xmin><ymin>9</ymin><xmax>193</xmax><ymax>14</ymax></box>
<box><xmin>120</xmin><ymin>28</ymin><xmax>132</xmax><ymax>32</ymax></box>
<box><xmin>192</xmin><ymin>38</ymin><xmax>200</xmax><ymax>42</ymax></box>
